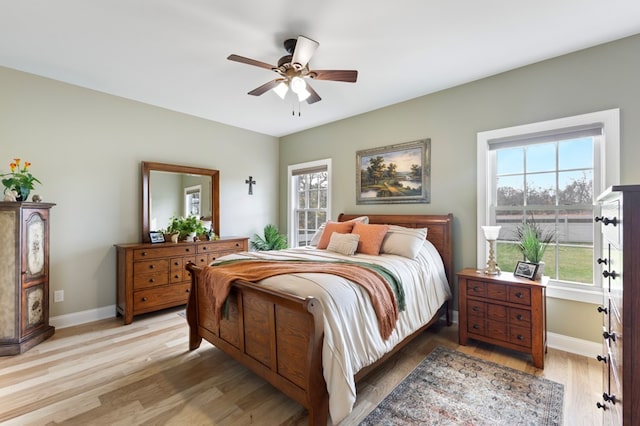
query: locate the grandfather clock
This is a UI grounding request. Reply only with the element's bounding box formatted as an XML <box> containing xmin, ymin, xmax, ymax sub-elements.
<box><xmin>0</xmin><ymin>202</ymin><xmax>55</xmax><ymax>355</ymax></box>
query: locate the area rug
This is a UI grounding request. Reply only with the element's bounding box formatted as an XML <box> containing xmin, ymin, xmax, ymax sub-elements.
<box><xmin>360</xmin><ymin>346</ymin><xmax>563</xmax><ymax>425</ymax></box>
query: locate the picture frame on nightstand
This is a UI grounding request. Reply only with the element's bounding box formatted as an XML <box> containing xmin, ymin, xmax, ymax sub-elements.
<box><xmin>514</xmin><ymin>260</ymin><xmax>538</xmax><ymax>280</ymax></box>
<box><xmin>149</xmin><ymin>231</ymin><xmax>165</xmax><ymax>244</ymax></box>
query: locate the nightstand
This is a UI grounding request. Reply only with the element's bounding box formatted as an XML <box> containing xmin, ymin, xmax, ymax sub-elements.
<box><xmin>457</xmin><ymin>268</ymin><xmax>548</xmax><ymax>368</ymax></box>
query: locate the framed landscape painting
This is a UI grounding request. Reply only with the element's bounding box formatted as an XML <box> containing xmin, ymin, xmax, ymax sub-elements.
<box><xmin>356</xmin><ymin>139</ymin><xmax>431</xmax><ymax>204</ymax></box>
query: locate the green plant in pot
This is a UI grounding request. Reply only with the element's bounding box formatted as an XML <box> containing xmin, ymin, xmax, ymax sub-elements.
<box><xmin>251</xmin><ymin>224</ymin><xmax>287</xmax><ymax>251</ymax></box>
<box><xmin>516</xmin><ymin>215</ymin><xmax>554</xmax><ymax>278</ymax></box>
<box><xmin>166</xmin><ymin>215</ymin><xmax>205</xmax><ymax>241</ymax></box>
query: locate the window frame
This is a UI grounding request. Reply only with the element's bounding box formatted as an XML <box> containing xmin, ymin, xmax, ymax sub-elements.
<box><xmin>287</xmin><ymin>158</ymin><xmax>332</xmax><ymax>247</ymax></box>
<box><xmin>477</xmin><ymin>109</ymin><xmax>619</xmax><ymax>303</ymax></box>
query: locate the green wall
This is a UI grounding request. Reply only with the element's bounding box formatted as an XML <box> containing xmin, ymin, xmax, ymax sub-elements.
<box><xmin>279</xmin><ymin>33</ymin><xmax>640</xmax><ymax>342</ymax></box>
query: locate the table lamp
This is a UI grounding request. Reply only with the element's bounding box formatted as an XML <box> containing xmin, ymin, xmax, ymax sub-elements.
<box><xmin>481</xmin><ymin>225</ymin><xmax>501</xmax><ymax>275</ymax></box>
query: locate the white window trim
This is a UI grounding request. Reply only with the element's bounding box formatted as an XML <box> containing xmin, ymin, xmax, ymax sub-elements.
<box><xmin>287</xmin><ymin>158</ymin><xmax>332</xmax><ymax>247</ymax></box>
<box><xmin>477</xmin><ymin>109</ymin><xmax>619</xmax><ymax>303</ymax></box>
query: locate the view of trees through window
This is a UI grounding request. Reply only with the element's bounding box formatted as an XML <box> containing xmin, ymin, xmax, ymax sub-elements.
<box><xmin>493</xmin><ymin>137</ymin><xmax>595</xmax><ymax>285</ymax></box>
<box><xmin>294</xmin><ymin>171</ymin><xmax>328</xmax><ymax>247</ymax></box>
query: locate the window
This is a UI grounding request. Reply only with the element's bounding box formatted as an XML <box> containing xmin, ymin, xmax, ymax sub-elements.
<box><xmin>288</xmin><ymin>159</ymin><xmax>331</xmax><ymax>247</ymax></box>
<box><xmin>477</xmin><ymin>109</ymin><xmax>619</xmax><ymax>303</ymax></box>
<box><xmin>184</xmin><ymin>185</ymin><xmax>201</xmax><ymax>217</ymax></box>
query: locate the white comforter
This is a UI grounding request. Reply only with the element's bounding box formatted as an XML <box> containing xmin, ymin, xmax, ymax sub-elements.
<box><xmin>212</xmin><ymin>242</ymin><xmax>451</xmax><ymax>424</ymax></box>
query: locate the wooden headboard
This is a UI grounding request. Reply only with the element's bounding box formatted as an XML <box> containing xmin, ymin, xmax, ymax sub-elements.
<box><xmin>337</xmin><ymin>213</ymin><xmax>454</xmax><ymax>285</ymax></box>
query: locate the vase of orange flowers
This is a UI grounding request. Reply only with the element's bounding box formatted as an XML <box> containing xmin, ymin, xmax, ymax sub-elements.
<box><xmin>1</xmin><ymin>158</ymin><xmax>41</xmax><ymax>202</ymax></box>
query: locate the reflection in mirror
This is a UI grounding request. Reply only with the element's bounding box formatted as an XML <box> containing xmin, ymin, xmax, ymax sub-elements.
<box><xmin>141</xmin><ymin>161</ymin><xmax>220</xmax><ymax>243</ymax></box>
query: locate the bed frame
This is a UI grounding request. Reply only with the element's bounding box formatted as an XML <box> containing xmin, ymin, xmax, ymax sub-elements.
<box><xmin>186</xmin><ymin>213</ymin><xmax>453</xmax><ymax>425</ymax></box>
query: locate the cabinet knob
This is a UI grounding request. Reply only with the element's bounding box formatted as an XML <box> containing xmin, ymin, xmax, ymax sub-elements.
<box><xmin>236</xmin><ymin>243</ymin><xmax>240</xmax><ymax>247</ymax></box>
<box><xmin>202</xmin><ymin>247</ymin><xmax>207</xmax><ymax>251</ymax></box>
<box><xmin>516</xmin><ymin>314</ymin><xmax>524</xmax><ymax>321</ymax></box>
<box><xmin>185</xmin><ymin>288</ymin><xmax>190</xmax><ymax>293</ymax></box>
<box><xmin>603</xmin><ymin>393</ymin><xmax>617</xmax><ymax>404</ymax></box>
<box><xmin>596</xmin><ymin>402</ymin><xmax>607</xmax><ymax>410</ymax></box>
<box><xmin>603</xmin><ymin>331</ymin><xmax>616</xmax><ymax>341</ymax></box>
<box><xmin>141</xmin><ymin>252</ymin><xmax>147</xmax><ymax>256</ymax></box>
<box><xmin>597</xmin><ymin>306</ymin><xmax>608</xmax><ymax>314</ymax></box>
<box><xmin>596</xmin><ymin>355</ymin><xmax>608</xmax><ymax>364</ymax></box>
<box><xmin>517</xmin><ymin>334</ymin><xmax>524</xmax><ymax>340</ymax></box>
<box><xmin>149</xmin><ymin>264</ymin><xmax>155</xmax><ymax>269</ymax></box>
<box><xmin>142</xmin><ymin>297</ymin><xmax>148</xmax><ymax>302</ymax></box>
<box><xmin>472</xmin><ymin>324</ymin><xmax>480</xmax><ymax>330</ymax></box>
<box><xmin>602</xmin><ymin>270</ymin><xmax>618</xmax><ymax>279</ymax></box>
<box><xmin>515</xmin><ymin>292</ymin><xmax>524</xmax><ymax>299</ymax></box>
<box><xmin>174</xmin><ymin>261</ymin><xmax>179</xmax><ymax>266</ymax></box>
<box><xmin>472</xmin><ymin>286</ymin><xmax>480</xmax><ymax>292</ymax></box>
<box><xmin>597</xmin><ymin>258</ymin><xmax>608</xmax><ymax>265</ymax></box>
<box><xmin>174</xmin><ymin>274</ymin><xmax>179</xmax><ymax>279</ymax></box>
<box><xmin>149</xmin><ymin>278</ymin><xmax>155</xmax><ymax>283</ymax></box>
<box><xmin>472</xmin><ymin>306</ymin><xmax>479</xmax><ymax>312</ymax></box>
<box><xmin>185</xmin><ymin>248</ymin><xmax>191</xmax><ymax>252</ymax></box>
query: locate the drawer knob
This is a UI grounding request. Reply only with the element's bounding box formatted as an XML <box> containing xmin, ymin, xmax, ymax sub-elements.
<box><xmin>603</xmin><ymin>393</ymin><xmax>617</xmax><ymax>405</ymax></box>
<box><xmin>174</xmin><ymin>275</ymin><xmax>179</xmax><ymax>279</ymax></box>
<box><xmin>596</xmin><ymin>402</ymin><xmax>607</xmax><ymax>410</ymax></box>
<box><xmin>597</xmin><ymin>258</ymin><xmax>608</xmax><ymax>265</ymax></box>
<box><xmin>603</xmin><ymin>331</ymin><xmax>616</xmax><ymax>341</ymax></box>
<box><xmin>236</xmin><ymin>243</ymin><xmax>240</xmax><ymax>247</ymax></box>
<box><xmin>141</xmin><ymin>252</ymin><xmax>147</xmax><ymax>256</ymax></box>
<box><xmin>149</xmin><ymin>278</ymin><xmax>155</xmax><ymax>283</ymax></box>
<box><xmin>602</xmin><ymin>270</ymin><xmax>617</xmax><ymax>279</ymax></box>
<box><xmin>517</xmin><ymin>334</ymin><xmax>524</xmax><ymax>340</ymax></box>
<box><xmin>472</xmin><ymin>306</ymin><xmax>479</xmax><ymax>312</ymax></box>
<box><xmin>515</xmin><ymin>292</ymin><xmax>524</xmax><ymax>299</ymax></box>
<box><xmin>597</xmin><ymin>306</ymin><xmax>608</xmax><ymax>314</ymax></box>
<box><xmin>595</xmin><ymin>216</ymin><xmax>618</xmax><ymax>226</ymax></box>
<box><xmin>516</xmin><ymin>314</ymin><xmax>524</xmax><ymax>321</ymax></box>
<box><xmin>472</xmin><ymin>324</ymin><xmax>480</xmax><ymax>330</ymax></box>
<box><xmin>149</xmin><ymin>265</ymin><xmax>155</xmax><ymax>269</ymax></box>
<box><xmin>185</xmin><ymin>248</ymin><xmax>191</xmax><ymax>252</ymax></box>
<box><xmin>202</xmin><ymin>247</ymin><xmax>207</xmax><ymax>251</ymax></box>
<box><xmin>174</xmin><ymin>261</ymin><xmax>179</xmax><ymax>266</ymax></box>
<box><xmin>185</xmin><ymin>288</ymin><xmax>190</xmax><ymax>293</ymax></box>
<box><xmin>596</xmin><ymin>355</ymin><xmax>608</xmax><ymax>364</ymax></box>
<box><xmin>472</xmin><ymin>286</ymin><xmax>480</xmax><ymax>292</ymax></box>
<box><xmin>142</xmin><ymin>297</ymin><xmax>148</xmax><ymax>302</ymax></box>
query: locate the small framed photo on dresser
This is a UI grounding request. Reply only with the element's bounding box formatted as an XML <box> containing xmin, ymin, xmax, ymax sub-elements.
<box><xmin>514</xmin><ymin>260</ymin><xmax>538</xmax><ymax>280</ymax></box>
<box><xmin>149</xmin><ymin>231</ymin><xmax>165</xmax><ymax>244</ymax></box>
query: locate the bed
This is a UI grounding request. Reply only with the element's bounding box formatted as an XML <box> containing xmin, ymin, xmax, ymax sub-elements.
<box><xmin>185</xmin><ymin>213</ymin><xmax>453</xmax><ymax>425</ymax></box>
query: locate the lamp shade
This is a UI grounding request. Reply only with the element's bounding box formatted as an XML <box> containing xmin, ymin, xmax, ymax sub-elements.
<box><xmin>481</xmin><ymin>226</ymin><xmax>501</xmax><ymax>240</ymax></box>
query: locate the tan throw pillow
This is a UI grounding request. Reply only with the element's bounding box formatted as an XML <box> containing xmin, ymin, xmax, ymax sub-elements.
<box><xmin>317</xmin><ymin>221</ymin><xmax>356</xmax><ymax>249</ymax></box>
<box><xmin>380</xmin><ymin>225</ymin><xmax>428</xmax><ymax>259</ymax></box>
<box><xmin>351</xmin><ymin>222</ymin><xmax>389</xmax><ymax>255</ymax></box>
<box><xmin>326</xmin><ymin>232</ymin><xmax>360</xmax><ymax>256</ymax></box>
<box><xmin>309</xmin><ymin>216</ymin><xmax>369</xmax><ymax>246</ymax></box>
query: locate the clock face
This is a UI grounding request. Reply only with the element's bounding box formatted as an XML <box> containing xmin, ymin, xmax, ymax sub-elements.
<box><xmin>27</xmin><ymin>215</ymin><xmax>45</xmax><ymax>276</ymax></box>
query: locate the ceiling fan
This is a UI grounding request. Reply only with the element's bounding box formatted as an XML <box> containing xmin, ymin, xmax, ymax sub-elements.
<box><xmin>227</xmin><ymin>35</ymin><xmax>358</xmax><ymax>104</ymax></box>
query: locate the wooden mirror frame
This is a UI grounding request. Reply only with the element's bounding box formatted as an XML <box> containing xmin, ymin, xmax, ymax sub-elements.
<box><xmin>141</xmin><ymin>161</ymin><xmax>220</xmax><ymax>243</ymax></box>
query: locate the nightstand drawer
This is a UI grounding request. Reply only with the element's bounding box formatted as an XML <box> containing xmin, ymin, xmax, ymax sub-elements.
<box><xmin>467</xmin><ymin>280</ymin><xmax>487</xmax><ymax>297</ymax></box>
<box><xmin>468</xmin><ymin>316</ymin><xmax>485</xmax><ymax>335</ymax></box>
<box><xmin>509</xmin><ymin>308</ymin><xmax>531</xmax><ymax>325</ymax></box>
<box><xmin>508</xmin><ymin>286</ymin><xmax>531</xmax><ymax>305</ymax></box>
<box><xmin>509</xmin><ymin>326</ymin><xmax>531</xmax><ymax>348</ymax></box>
<box><xmin>468</xmin><ymin>300</ymin><xmax>485</xmax><ymax>315</ymax></box>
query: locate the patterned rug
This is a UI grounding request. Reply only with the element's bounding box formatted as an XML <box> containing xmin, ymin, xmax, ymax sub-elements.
<box><xmin>360</xmin><ymin>346</ymin><xmax>563</xmax><ymax>425</ymax></box>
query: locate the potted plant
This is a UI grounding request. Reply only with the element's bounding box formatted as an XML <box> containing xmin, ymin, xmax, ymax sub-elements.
<box><xmin>1</xmin><ymin>158</ymin><xmax>41</xmax><ymax>202</ymax></box>
<box><xmin>250</xmin><ymin>224</ymin><xmax>287</xmax><ymax>251</ymax></box>
<box><xmin>516</xmin><ymin>215</ymin><xmax>554</xmax><ymax>279</ymax></box>
<box><xmin>166</xmin><ymin>215</ymin><xmax>205</xmax><ymax>242</ymax></box>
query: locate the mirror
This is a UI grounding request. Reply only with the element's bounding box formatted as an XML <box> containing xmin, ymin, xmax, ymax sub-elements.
<box><xmin>141</xmin><ymin>161</ymin><xmax>220</xmax><ymax>243</ymax></box>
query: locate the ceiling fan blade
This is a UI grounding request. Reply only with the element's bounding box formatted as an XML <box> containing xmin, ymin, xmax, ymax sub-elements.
<box><xmin>292</xmin><ymin>35</ymin><xmax>319</xmax><ymax>69</ymax></box>
<box><xmin>310</xmin><ymin>69</ymin><xmax>358</xmax><ymax>83</ymax></box>
<box><xmin>305</xmin><ymin>83</ymin><xmax>322</xmax><ymax>104</ymax></box>
<box><xmin>227</xmin><ymin>54</ymin><xmax>275</xmax><ymax>71</ymax></box>
<box><xmin>248</xmin><ymin>79</ymin><xmax>281</xmax><ymax>96</ymax></box>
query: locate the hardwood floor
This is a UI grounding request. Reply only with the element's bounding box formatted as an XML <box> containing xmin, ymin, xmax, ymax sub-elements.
<box><xmin>0</xmin><ymin>307</ymin><xmax>602</xmax><ymax>425</ymax></box>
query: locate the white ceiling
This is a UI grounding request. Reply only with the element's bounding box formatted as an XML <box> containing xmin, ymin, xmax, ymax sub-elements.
<box><xmin>2</xmin><ymin>1</ymin><xmax>640</xmax><ymax>137</ymax></box>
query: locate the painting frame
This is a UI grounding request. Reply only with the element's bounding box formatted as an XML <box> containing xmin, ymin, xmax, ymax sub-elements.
<box><xmin>356</xmin><ymin>139</ymin><xmax>431</xmax><ymax>204</ymax></box>
<box><xmin>514</xmin><ymin>260</ymin><xmax>539</xmax><ymax>280</ymax></box>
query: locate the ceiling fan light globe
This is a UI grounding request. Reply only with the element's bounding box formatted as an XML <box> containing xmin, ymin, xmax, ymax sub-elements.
<box><xmin>273</xmin><ymin>82</ymin><xmax>288</xmax><ymax>99</ymax></box>
<box><xmin>290</xmin><ymin>76</ymin><xmax>307</xmax><ymax>94</ymax></box>
<box><xmin>297</xmin><ymin>87</ymin><xmax>311</xmax><ymax>102</ymax></box>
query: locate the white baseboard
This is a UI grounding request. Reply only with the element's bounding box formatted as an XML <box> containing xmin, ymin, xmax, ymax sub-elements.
<box><xmin>451</xmin><ymin>309</ymin><xmax>598</xmax><ymax>358</ymax></box>
<box><xmin>50</xmin><ymin>305</ymin><xmax>116</xmax><ymax>329</ymax></box>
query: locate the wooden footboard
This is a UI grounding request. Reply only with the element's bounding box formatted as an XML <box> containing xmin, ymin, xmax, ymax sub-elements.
<box><xmin>186</xmin><ymin>213</ymin><xmax>453</xmax><ymax>425</ymax></box>
<box><xmin>186</xmin><ymin>264</ymin><xmax>329</xmax><ymax>425</ymax></box>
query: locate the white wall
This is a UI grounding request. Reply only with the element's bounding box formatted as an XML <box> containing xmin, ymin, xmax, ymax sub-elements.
<box><xmin>0</xmin><ymin>66</ymin><xmax>279</xmax><ymax>317</ymax></box>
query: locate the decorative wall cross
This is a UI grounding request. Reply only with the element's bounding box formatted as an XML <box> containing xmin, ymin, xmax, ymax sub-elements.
<box><xmin>245</xmin><ymin>176</ymin><xmax>256</xmax><ymax>195</ymax></box>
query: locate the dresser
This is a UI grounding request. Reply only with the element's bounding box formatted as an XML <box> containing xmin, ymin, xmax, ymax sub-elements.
<box><xmin>0</xmin><ymin>202</ymin><xmax>55</xmax><ymax>355</ymax></box>
<box><xmin>596</xmin><ymin>185</ymin><xmax>640</xmax><ymax>424</ymax></box>
<box><xmin>115</xmin><ymin>237</ymin><xmax>248</xmax><ymax>324</ymax></box>
<box><xmin>458</xmin><ymin>268</ymin><xmax>548</xmax><ymax>368</ymax></box>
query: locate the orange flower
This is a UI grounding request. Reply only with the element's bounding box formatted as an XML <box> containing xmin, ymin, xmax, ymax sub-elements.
<box><xmin>9</xmin><ymin>162</ymin><xmax>16</xmax><ymax>172</ymax></box>
<box><xmin>24</xmin><ymin>161</ymin><xmax>31</xmax><ymax>170</ymax></box>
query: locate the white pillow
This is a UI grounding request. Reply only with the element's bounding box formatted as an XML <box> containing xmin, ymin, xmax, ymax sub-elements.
<box><xmin>309</xmin><ymin>216</ymin><xmax>369</xmax><ymax>246</ymax></box>
<box><xmin>326</xmin><ymin>232</ymin><xmax>360</xmax><ymax>256</ymax></box>
<box><xmin>380</xmin><ymin>225</ymin><xmax>428</xmax><ymax>259</ymax></box>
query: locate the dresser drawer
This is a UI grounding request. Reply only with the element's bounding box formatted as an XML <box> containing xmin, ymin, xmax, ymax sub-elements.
<box><xmin>466</xmin><ymin>280</ymin><xmax>487</xmax><ymax>297</ymax></box>
<box><xmin>134</xmin><ymin>271</ymin><xmax>169</xmax><ymax>290</ymax></box>
<box><xmin>468</xmin><ymin>300</ymin><xmax>485</xmax><ymax>316</ymax></box>
<box><xmin>134</xmin><ymin>259</ymin><xmax>169</xmax><ymax>275</ymax></box>
<box><xmin>508</xmin><ymin>286</ymin><xmax>531</xmax><ymax>305</ymax></box>
<box><xmin>468</xmin><ymin>316</ymin><xmax>486</xmax><ymax>335</ymax></box>
<box><xmin>198</xmin><ymin>239</ymin><xmax>246</xmax><ymax>254</ymax></box>
<box><xmin>133</xmin><ymin>244</ymin><xmax>196</xmax><ymax>260</ymax></box>
<box><xmin>509</xmin><ymin>325</ymin><xmax>531</xmax><ymax>348</ymax></box>
<box><xmin>133</xmin><ymin>283</ymin><xmax>191</xmax><ymax>314</ymax></box>
<box><xmin>509</xmin><ymin>308</ymin><xmax>531</xmax><ymax>326</ymax></box>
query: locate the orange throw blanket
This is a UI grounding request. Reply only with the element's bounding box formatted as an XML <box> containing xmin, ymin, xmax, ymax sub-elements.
<box><xmin>200</xmin><ymin>260</ymin><xmax>399</xmax><ymax>340</ymax></box>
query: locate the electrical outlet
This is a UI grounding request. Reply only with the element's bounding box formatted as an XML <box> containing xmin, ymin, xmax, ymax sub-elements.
<box><xmin>54</xmin><ymin>290</ymin><xmax>64</xmax><ymax>303</ymax></box>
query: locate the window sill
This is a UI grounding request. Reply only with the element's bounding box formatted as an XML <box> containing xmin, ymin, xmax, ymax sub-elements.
<box><xmin>546</xmin><ymin>282</ymin><xmax>603</xmax><ymax>304</ymax></box>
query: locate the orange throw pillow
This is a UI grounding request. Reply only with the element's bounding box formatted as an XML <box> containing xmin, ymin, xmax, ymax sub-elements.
<box><xmin>352</xmin><ymin>222</ymin><xmax>389</xmax><ymax>255</ymax></box>
<box><xmin>317</xmin><ymin>221</ymin><xmax>356</xmax><ymax>249</ymax></box>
